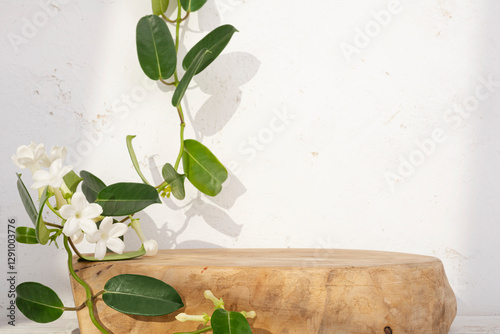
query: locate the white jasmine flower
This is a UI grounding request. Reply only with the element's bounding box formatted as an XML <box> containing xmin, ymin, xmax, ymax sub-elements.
<box><xmin>41</xmin><ymin>145</ymin><xmax>67</xmax><ymax>167</ymax></box>
<box><xmin>143</xmin><ymin>239</ymin><xmax>158</xmax><ymax>256</ymax></box>
<box><xmin>175</xmin><ymin>313</ymin><xmax>210</xmax><ymax>323</ymax></box>
<box><xmin>31</xmin><ymin>159</ymin><xmax>73</xmax><ymax>190</ymax></box>
<box><xmin>12</xmin><ymin>141</ymin><xmax>46</xmax><ymax>172</ymax></box>
<box><xmin>85</xmin><ymin>217</ymin><xmax>128</xmax><ymax>260</ymax></box>
<box><xmin>59</xmin><ymin>192</ymin><xmax>102</xmax><ymax>237</ymax></box>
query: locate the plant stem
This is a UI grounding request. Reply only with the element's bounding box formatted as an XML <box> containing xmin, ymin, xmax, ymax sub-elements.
<box><xmin>174</xmin><ymin>113</ymin><xmax>185</xmax><ymax>171</ymax></box>
<box><xmin>46</xmin><ymin>200</ymin><xmax>63</xmax><ymax>219</ymax></box>
<box><xmin>68</xmin><ymin>237</ymin><xmax>84</xmax><ymax>259</ymax></box>
<box><xmin>173</xmin><ymin>326</ymin><xmax>212</xmax><ymax>334</ymax></box>
<box><xmin>45</xmin><ymin>222</ymin><xmax>63</xmax><ymax>229</ymax></box>
<box><xmin>64</xmin><ymin>237</ymin><xmax>109</xmax><ymax>333</ymax></box>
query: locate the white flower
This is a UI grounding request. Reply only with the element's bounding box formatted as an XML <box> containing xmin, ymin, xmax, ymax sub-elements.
<box><xmin>60</xmin><ymin>192</ymin><xmax>102</xmax><ymax>237</ymax></box>
<box><xmin>71</xmin><ymin>230</ymin><xmax>84</xmax><ymax>244</ymax></box>
<box><xmin>143</xmin><ymin>239</ymin><xmax>158</xmax><ymax>256</ymax></box>
<box><xmin>85</xmin><ymin>217</ymin><xmax>128</xmax><ymax>260</ymax></box>
<box><xmin>31</xmin><ymin>158</ymin><xmax>73</xmax><ymax>190</ymax></box>
<box><xmin>41</xmin><ymin>146</ymin><xmax>67</xmax><ymax>167</ymax></box>
<box><xmin>12</xmin><ymin>141</ymin><xmax>46</xmax><ymax>172</ymax></box>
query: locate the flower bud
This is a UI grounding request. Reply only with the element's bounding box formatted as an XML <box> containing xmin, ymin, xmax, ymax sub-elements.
<box><xmin>143</xmin><ymin>239</ymin><xmax>158</xmax><ymax>256</ymax></box>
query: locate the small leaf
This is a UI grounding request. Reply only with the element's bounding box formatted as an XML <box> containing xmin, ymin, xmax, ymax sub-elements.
<box><xmin>180</xmin><ymin>0</ymin><xmax>207</xmax><ymax>12</ymax></box>
<box><xmin>103</xmin><ymin>274</ymin><xmax>183</xmax><ymax>316</ymax></box>
<box><xmin>80</xmin><ymin>170</ymin><xmax>106</xmax><ymax>203</ymax></box>
<box><xmin>16</xmin><ymin>173</ymin><xmax>37</xmax><ymax>226</ymax></box>
<box><xmin>172</xmin><ymin>48</ymin><xmax>210</xmax><ymax>107</ymax></box>
<box><xmin>126</xmin><ymin>135</ymin><xmax>151</xmax><ymax>185</ymax></box>
<box><xmin>35</xmin><ymin>188</ymin><xmax>50</xmax><ymax>245</ymax></box>
<box><xmin>63</xmin><ymin>170</ymin><xmax>83</xmax><ymax>193</ymax></box>
<box><xmin>152</xmin><ymin>0</ymin><xmax>169</xmax><ymax>15</ymax></box>
<box><xmin>16</xmin><ymin>227</ymin><xmax>39</xmax><ymax>244</ymax></box>
<box><xmin>16</xmin><ymin>282</ymin><xmax>64</xmax><ymax>324</ymax></box>
<box><xmin>161</xmin><ymin>163</ymin><xmax>186</xmax><ymax>200</ymax></box>
<box><xmin>182</xmin><ymin>139</ymin><xmax>228</xmax><ymax>196</ymax></box>
<box><xmin>183</xmin><ymin>25</ymin><xmax>238</xmax><ymax>74</ymax></box>
<box><xmin>137</xmin><ymin>15</ymin><xmax>176</xmax><ymax>80</ymax></box>
<box><xmin>211</xmin><ymin>308</ymin><xmax>252</xmax><ymax>334</ymax></box>
<box><xmin>78</xmin><ymin>246</ymin><xmax>146</xmax><ymax>262</ymax></box>
<box><xmin>96</xmin><ymin>183</ymin><xmax>161</xmax><ymax>216</ymax></box>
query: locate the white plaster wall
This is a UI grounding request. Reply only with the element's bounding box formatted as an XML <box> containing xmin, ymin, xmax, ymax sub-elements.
<box><xmin>1</xmin><ymin>0</ymin><xmax>500</xmax><ymax>330</ymax></box>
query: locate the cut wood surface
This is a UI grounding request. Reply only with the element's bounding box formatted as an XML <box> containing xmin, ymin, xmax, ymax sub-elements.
<box><xmin>70</xmin><ymin>249</ymin><xmax>457</xmax><ymax>334</ymax></box>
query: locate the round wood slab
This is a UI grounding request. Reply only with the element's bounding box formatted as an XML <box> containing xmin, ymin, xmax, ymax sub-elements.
<box><xmin>70</xmin><ymin>249</ymin><xmax>457</xmax><ymax>333</ymax></box>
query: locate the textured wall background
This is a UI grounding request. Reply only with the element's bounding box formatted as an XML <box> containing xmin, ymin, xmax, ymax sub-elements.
<box><xmin>1</xmin><ymin>0</ymin><xmax>500</xmax><ymax>331</ymax></box>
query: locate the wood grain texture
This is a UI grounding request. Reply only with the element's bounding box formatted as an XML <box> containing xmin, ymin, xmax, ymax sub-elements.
<box><xmin>70</xmin><ymin>249</ymin><xmax>457</xmax><ymax>334</ymax></box>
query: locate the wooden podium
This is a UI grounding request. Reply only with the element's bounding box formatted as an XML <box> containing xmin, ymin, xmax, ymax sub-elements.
<box><xmin>70</xmin><ymin>249</ymin><xmax>457</xmax><ymax>333</ymax></box>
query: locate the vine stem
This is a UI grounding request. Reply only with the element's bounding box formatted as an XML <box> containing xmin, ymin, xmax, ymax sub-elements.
<box><xmin>173</xmin><ymin>326</ymin><xmax>212</xmax><ymax>334</ymax></box>
<box><xmin>64</xmin><ymin>236</ymin><xmax>109</xmax><ymax>334</ymax></box>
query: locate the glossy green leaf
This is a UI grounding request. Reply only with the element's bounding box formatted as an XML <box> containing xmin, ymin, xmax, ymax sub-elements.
<box><xmin>78</xmin><ymin>246</ymin><xmax>146</xmax><ymax>262</ymax></box>
<box><xmin>80</xmin><ymin>170</ymin><xmax>106</xmax><ymax>203</ymax></box>
<box><xmin>182</xmin><ymin>139</ymin><xmax>227</xmax><ymax>196</ymax></box>
<box><xmin>182</xmin><ymin>25</ymin><xmax>237</xmax><ymax>74</ymax></box>
<box><xmin>96</xmin><ymin>183</ymin><xmax>161</xmax><ymax>216</ymax></box>
<box><xmin>103</xmin><ymin>274</ymin><xmax>183</xmax><ymax>316</ymax></box>
<box><xmin>16</xmin><ymin>227</ymin><xmax>39</xmax><ymax>244</ymax></box>
<box><xmin>16</xmin><ymin>282</ymin><xmax>64</xmax><ymax>323</ymax></box>
<box><xmin>35</xmin><ymin>188</ymin><xmax>50</xmax><ymax>245</ymax></box>
<box><xmin>211</xmin><ymin>308</ymin><xmax>252</xmax><ymax>334</ymax></box>
<box><xmin>137</xmin><ymin>15</ymin><xmax>176</xmax><ymax>80</ymax></box>
<box><xmin>161</xmin><ymin>163</ymin><xmax>186</xmax><ymax>200</ymax></box>
<box><xmin>172</xmin><ymin>48</ymin><xmax>210</xmax><ymax>107</ymax></box>
<box><xmin>63</xmin><ymin>170</ymin><xmax>83</xmax><ymax>193</ymax></box>
<box><xmin>152</xmin><ymin>0</ymin><xmax>169</xmax><ymax>15</ymax></box>
<box><xmin>16</xmin><ymin>173</ymin><xmax>37</xmax><ymax>226</ymax></box>
<box><xmin>180</xmin><ymin>0</ymin><xmax>207</xmax><ymax>12</ymax></box>
<box><xmin>126</xmin><ymin>135</ymin><xmax>151</xmax><ymax>185</ymax></box>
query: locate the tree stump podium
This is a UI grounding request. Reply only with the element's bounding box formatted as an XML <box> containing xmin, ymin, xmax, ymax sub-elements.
<box><xmin>70</xmin><ymin>249</ymin><xmax>457</xmax><ymax>333</ymax></box>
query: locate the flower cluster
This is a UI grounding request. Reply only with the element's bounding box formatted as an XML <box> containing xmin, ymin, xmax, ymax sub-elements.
<box><xmin>13</xmin><ymin>142</ymin><xmax>158</xmax><ymax>260</ymax></box>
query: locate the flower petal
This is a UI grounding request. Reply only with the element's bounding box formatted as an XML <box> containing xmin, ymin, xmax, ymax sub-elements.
<box><xmin>81</xmin><ymin>203</ymin><xmax>103</xmax><ymax>219</ymax></box>
<box><xmin>108</xmin><ymin>223</ymin><xmax>128</xmax><ymax>238</ymax></box>
<box><xmin>71</xmin><ymin>230</ymin><xmax>84</xmax><ymax>244</ymax></box>
<box><xmin>106</xmin><ymin>238</ymin><xmax>125</xmax><ymax>255</ymax></box>
<box><xmin>59</xmin><ymin>204</ymin><xmax>76</xmax><ymax>219</ymax></box>
<box><xmin>80</xmin><ymin>218</ymin><xmax>98</xmax><ymax>235</ymax></box>
<box><xmin>71</xmin><ymin>192</ymin><xmax>89</xmax><ymax>212</ymax></box>
<box><xmin>62</xmin><ymin>218</ymin><xmax>80</xmax><ymax>237</ymax></box>
<box><xmin>86</xmin><ymin>231</ymin><xmax>102</xmax><ymax>243</ymax></box>
<box><xmin>99</xmin><ymin>217</ymin><xmax>114</xmax><ymax>233</ymax></box>
<box><xmin>94</xmin><ymin>240</ymin><xmax>107</xmax><ymax>260</ymax></box>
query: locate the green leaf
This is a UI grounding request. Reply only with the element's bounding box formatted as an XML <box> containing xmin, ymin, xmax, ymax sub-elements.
<box><xmin>16</xmin><ymin>227</ymin><xmax>39</xmax><ymax>244</ymax></box>
<box><xmin>16</xmin><ymin>173</ymin><xmax>37</xmax><ymax>226</ymax></box>
<box><xmin>211</xmin><ymin>308</ymin><xmax>252</xmax><ymax>334</ymax></box>
<box><xmin>80</xmin><ymin>170</ymin><xmax>106</xmax><ymax>203</ymax></box>
<box><xmin>35</xmin><ymin>188</ymin><xmax>50</xmax><ymax>245</ymax></box>
<box><xmin>180</xmin><ymin>0</ymin><xmax>207</xmax><ymax>12</ymax></box>
<box><xmin>103</xmin><ymin>274</ymin><xmax>183</xmax><ymax>316</ymax></box>
<box><xmin>78</xmin><ymin>246</ymin><xmax>146</xmax><ymax>262</ymax></box>
<box><xmin>96</xmin><ymin>183</ymin><xmax>161</xmax><ymax>216</ymax></box>
<box><xmin>182</xmin><ymin>139</ymin><xmax>228</xmax><ymax>196</ymax></box>
<box><xmin>137</xmin><ymin>15</ymin><xmax>176</xmax><ymax>80</ymax></box>
<box><xmin>152</xmin><ymin>0</ymin><xmax>169</xmax><ymax>15</ymax></box>
<box><xmin>63</xmin><ymin>170</ymin><xmax>83</xmax><ymax>193</ymax></box>
<box><xmin>161</xmin><ymin>163</ymin><xmax>186</xmax><ymax>200</ymax></box>
<box><xmin>182</xmin><ymin>25</ymin><xmax>238</xmax><ymax>74</ymax></box>
<box><xmin>126</xmin><ymin>135</ymin><xmax>151</xmax><ymax>185</ymax></box>
<box><xmin>16</xmin><ymin>282</ymin><xmax>64</xmax><ymax>323</ymax></box>
<box><xmin>172</xmin><ymin>48</ymin><xmax>210</xmax><ymax>107</ymax></box>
